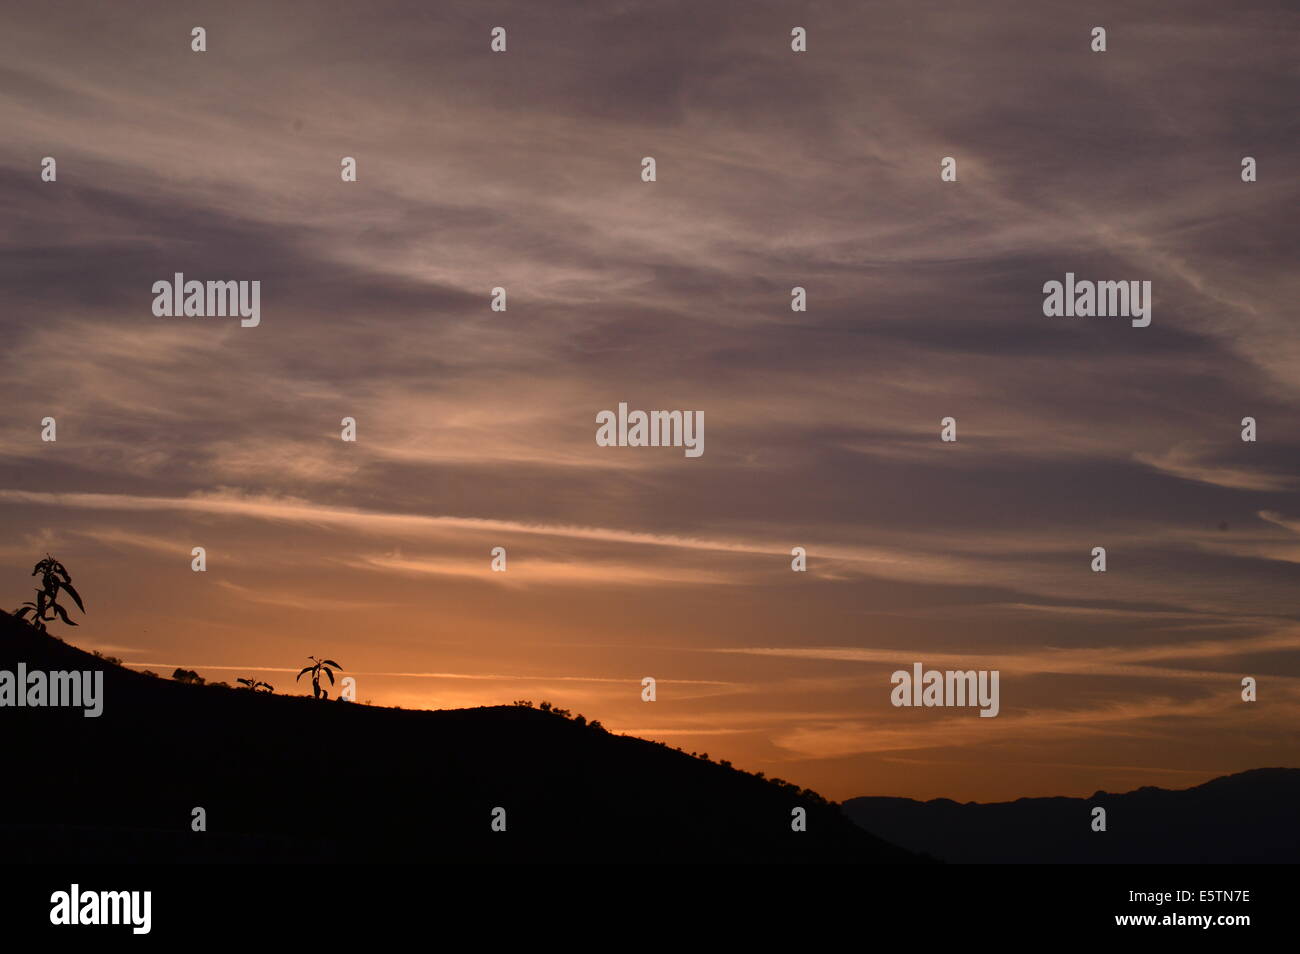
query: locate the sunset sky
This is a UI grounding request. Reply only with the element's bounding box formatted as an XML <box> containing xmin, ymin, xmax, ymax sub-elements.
<box><xmin>2</xmin><ymin>0</ymin><xmax>1297</xmax><ymax>802</ymax></box>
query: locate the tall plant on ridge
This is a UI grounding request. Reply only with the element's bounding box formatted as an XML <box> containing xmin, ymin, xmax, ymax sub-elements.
<box><xmin>15</xmin><ymin>555</ymin><xmax>85</xmax><ymax>633</ymax></box>
<box><xmin>297</xmin><ymin>656</ymin><xmax>342</xmax><ymax>700</ymax></box>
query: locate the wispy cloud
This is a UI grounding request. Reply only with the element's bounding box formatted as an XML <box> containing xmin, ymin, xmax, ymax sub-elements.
<box><xmin>707</xmin><ymin>629</ymin><xmax>1300</xmax><ymax>682</ymax></box>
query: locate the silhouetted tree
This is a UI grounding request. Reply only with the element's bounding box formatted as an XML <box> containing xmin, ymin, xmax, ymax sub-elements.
<box><xmin>172</xmin><ymin>668</ymin><xmax>205</xmax><ymax>685</ymax></box>
<box><xmin>237</xmin><ymin>678</ymin><xmax>275</xmax><ymax>693</ymax></box>
<box><xmin>15</xmin><ymin>555</ymin><xmax>84</xmax><ymax>633</ymax></box>
<box><xmin>296</xmin><ymin>656</ymin><xmax>342</xmax><ymax>700</ymax></box>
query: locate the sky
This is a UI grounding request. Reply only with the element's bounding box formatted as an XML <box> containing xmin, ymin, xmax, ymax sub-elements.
<box><xmin>1</xmin><ymin>0</ymin><xmax>1297</xmax><ymax>802</ymax></box>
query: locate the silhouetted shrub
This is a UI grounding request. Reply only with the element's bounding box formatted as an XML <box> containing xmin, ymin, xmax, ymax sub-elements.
<box><xmin>15</xmin><ymin>556</ymin><xmax>85</xmax><ymax>634</ymax></box>
<box><xmin>296</xmin><ymin>656</ymin><xmax>342</xmax><ymax>700</ymax></box>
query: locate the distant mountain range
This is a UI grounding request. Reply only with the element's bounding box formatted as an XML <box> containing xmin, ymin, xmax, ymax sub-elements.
<box><xmin>10</xmin><ymin>607</ymin><xmax>1292</xmax><ymax>864</ymax></box>
<box><xmin>844</xmin><ymin>768</ymin><xmax>1300</xmax><ymax>863</ymax></box>
<box><xmin>0</xmin><ymin>611</ymin><xmax>920</xmax><ymax>863</ymax></box>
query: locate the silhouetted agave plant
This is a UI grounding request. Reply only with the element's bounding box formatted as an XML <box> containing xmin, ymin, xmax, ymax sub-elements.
<box><xmin>296</xmin><ymin>657</ymin><xmax>342</xmax><ymax>700</ymax></box>
<box><xmin>15</xmin><ymin>555</ymin><xmax>85</xmax><ymax>633</ymax></box>
<box><xmin>237</xmin><ymin>678</ymin><xmax>275</xmax><ymax>693</ymax></box>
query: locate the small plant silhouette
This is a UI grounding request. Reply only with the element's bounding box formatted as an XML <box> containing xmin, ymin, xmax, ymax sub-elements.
<box><xmin>296</xmin><ymin>656</ymin><xmax>342</xmax><ymax>700</ymax></box>
<box><xmin>15</xmin><ymin>555</ymin><xmax>85</xmax><ymax>633</ymax></box>
<box><xmin>237</xmin><ymin>678</ymin><xmax>275</xmax><ymax>693</ymax></box>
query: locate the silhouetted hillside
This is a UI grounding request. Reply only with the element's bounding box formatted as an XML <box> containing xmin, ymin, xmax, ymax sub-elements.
<box><xmin>0</xmin><ymin>612</ymin><xmax>921</xmax><ymax>863</ymax></box>
<box><xmin>843</xmin><ymin>769</ymin><xmax>1300</xmax><ymax>863</ymax></box>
